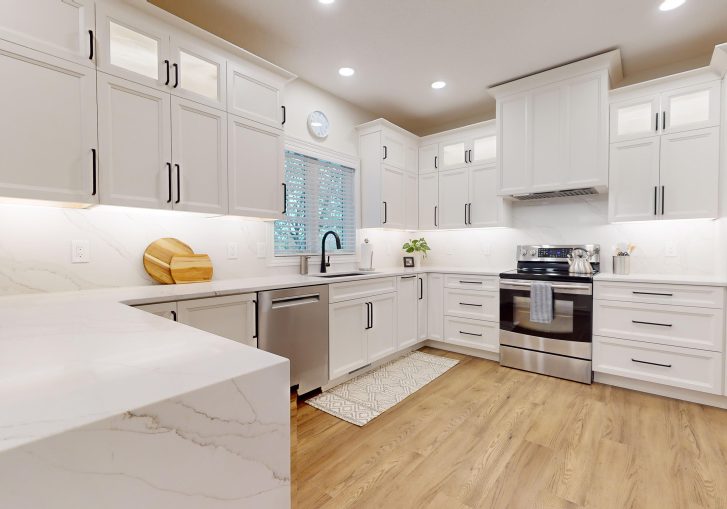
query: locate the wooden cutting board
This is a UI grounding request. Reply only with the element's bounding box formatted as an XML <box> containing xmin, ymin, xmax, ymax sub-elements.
<box><xmin>170</xmin><ymin>254</ymin><xmax>213</xmax><ymax>284</ymax></box>
<box><xmin>143</xmin><ymin>238</ymin><xmax>194</xmax><ymax>284</ymax></box>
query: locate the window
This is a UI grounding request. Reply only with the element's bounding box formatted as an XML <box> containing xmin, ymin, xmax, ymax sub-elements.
<box><xmin>274</xmin><ymin>151</ymin><xmax>356</xmax><ymax>256</ymax></box>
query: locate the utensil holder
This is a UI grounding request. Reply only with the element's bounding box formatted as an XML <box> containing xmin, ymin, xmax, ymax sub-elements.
<box><xmin>613</xmin><ymin>256</ymin><xmax>630</xmax><ymax>275</ymax></box>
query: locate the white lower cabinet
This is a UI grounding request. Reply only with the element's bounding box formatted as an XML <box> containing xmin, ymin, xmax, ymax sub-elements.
<box><xmin>329</xmin><ymin>281</ymin><xmax>397</xmax><ymax>380</ymax></box>
<box><xmin>134</xmin><ymin>293</ymin><xmax>257</xmax><ymax>348</ymax></box>
<box><xmin>593</xmin><ymin>281</ymin><xmax>725</xmax><ymax>395</ymax></box>
<box><xmin>444</xmin><ymin>288</ymin><xmax>498</xmax><ymax>321</ymax></box>
<box><xmin>0</xmin><ymin>39</ymin><xmax>98</xmax><ymax>204</ymax></box>
<box><xmin>417</xmin><ymin>274</ymin><xmax>428</xmax><ymax>340</ymax></box>
<box><xmin>427</xmin><ymin>273</ymin><xmax>444</xmax><ymax>340</ymax></box>
<box><xmin>444</xmin><ymin>316</ymin><xmax>499</xmax><ymax>353</ymax></box>
<box><xmin>397</xmin><ymin>275</ymin><xmax>419</xmax><ymax>350</ymax></box>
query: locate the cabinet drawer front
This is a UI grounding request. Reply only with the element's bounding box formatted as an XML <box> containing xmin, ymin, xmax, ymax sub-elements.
<box><xmin>594</xmin><ymin>301</ymin><xmax>724</xmax><ymax>351</ymax></box>
<box><xmin>444</xmin><ymin>274</ymin><xmax>498</xmax><ymax>291</ymax></box>
<box><xmin>444</xmin><ymin>316</ymin><xmax>499</xmax><ymax>352</ymax></box>
<box><xmin>594</xmin><ymin>336</ymin><xmax>723</xmax><ymax>394</ymax></box>
<box><xmin>444</xmin><ymin>288</ymin><xmax>498</xmax><ymax>321</ymax></box>
<box><xmin>595</xmin><ymin>281</ymin><xmax>724</xmax><ymax>309</ymax></box>
<box><xmin>329</xmin><ymin>277</ymin><xmax>396</xmax><ymax>303</ymax></box>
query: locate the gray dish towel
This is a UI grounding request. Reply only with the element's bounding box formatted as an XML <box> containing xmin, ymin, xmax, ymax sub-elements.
<box><xmin>530</xmin><ymin>281</ymin><xmax>553</xmax><ymax>324</ymax></box>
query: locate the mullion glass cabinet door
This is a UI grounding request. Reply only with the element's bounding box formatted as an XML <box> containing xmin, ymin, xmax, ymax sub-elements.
<box><xmin>662</xmin><ymin>81</ymin><xmax>721</xmax><ymax>135</ymax></box>
<box><xmin>609</xmin><ymin>95</ymin><xmax>660</xmax><ymax>143</ymax></box>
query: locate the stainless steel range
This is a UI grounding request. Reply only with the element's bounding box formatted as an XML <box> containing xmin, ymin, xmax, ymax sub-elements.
<box><xmin>499</xmin><ymin>245</ymin><xmax>600</xmax><ymax>384</ymax></box>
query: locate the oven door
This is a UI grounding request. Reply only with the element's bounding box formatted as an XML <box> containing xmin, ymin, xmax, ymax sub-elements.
<box><xmin>499</xmin><ymin>279</ymin><xmax>593</xmax><ymax>347</ymax></box>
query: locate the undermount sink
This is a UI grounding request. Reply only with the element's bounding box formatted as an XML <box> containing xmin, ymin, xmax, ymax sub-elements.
<box><xmin>311</xmin><ymin>271</ymin><xmax>377</xmax><ymax>279</ymax></box>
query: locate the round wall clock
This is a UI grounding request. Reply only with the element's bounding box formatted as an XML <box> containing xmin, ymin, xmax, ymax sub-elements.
<box><xmin>307</xmin><ymin>111</ymin><xmax>330</xmax><ymax>139</ymax></box>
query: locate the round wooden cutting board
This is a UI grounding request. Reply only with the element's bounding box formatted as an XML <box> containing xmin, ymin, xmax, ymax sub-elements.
<box><xmin>143</xmin><ymin>238</ymin><xmax>194</xmax><ymax>284</ymax></box>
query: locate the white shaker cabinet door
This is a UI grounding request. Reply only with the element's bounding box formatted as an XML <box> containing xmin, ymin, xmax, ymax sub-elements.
<box><xmin>97</xmin><ymin>73</ymin><xmax>172</xmax><ymax>210</ymax></box>
<box><xmin>134</xmin><ymin>301</ymin><xmax>178</xmax><ymax>321</ymax></box>
<box><xmin>530</xmin><ymin>84</ymin><xmax>565</xmax><ymax>191</ymax></box>
<box><xmin>417</xmin><ymin>275</ymin><xmax>428</xmax><ymax>341</ymax></box>
<box><xmin>0</xmin><ymin>0</ymin><xmax>95</xmax><ymax>67</ymax></box>
<box><xmin>662</xmin><ymin>81</ymin><xmax>721</xmax><ymax>135</ymax></box>
<box><xmin>177</xmin><ymin>294</ymin><xmax>257</xmax><ymax>348</ymax></box>
<box><xmin>367</xmin><ymin>293</ymin><xmax>397</xmax><ymax>364</ymax></box>
<box><xmin>469</xmin><ymin>164</ymin><xmax>502</xmax><ymax>228</ymax></box>
<box><xmin>329</xmin><ymin>299</ymin><xmax>368</xmax><ymax>379</ymax></box>
<box><xmin>403</xmin><ymin>171</ymin><xmax>419</xmax><ymax>230</ymax></box>
<box><xmin>0</xmin><ymin>40</ymin><xmax>98</xmax><ymax>204</ymax></box>
<box><xmin>610</xmin><ymin>95</ymin><xmax>660</xmax><ymax>143</ymax></box>
<box><xmin>170</xmin><ymin>32</ymin><xmax>227</xmax><ymax>111</ymax></box>
<box><xmin>227</xmin><ymin>58</ymin><xmax>284</xmax><ymax>129</ymax></box>
<box><xmin>566</xmin><ymin>72</ymin><xmax>607</xmax><ymax>189</ymax></box>
<box><xmin>228</xmin><ymin>115</ymin><xmax>285</xmax><ymax>219</ymax></box>
<box><xmin>171</xmin><ymin>96</ymin><xmax>228</xmax><ymax>214</ymax></box>
<box><xmin>381</xmin><ymin>132</ymin><xmax>405</xmax><ymax>170</ymax></box>
<box><xmin>381</xmin><ymin>165</ymin><xmax>405</xmax><ymax>229</ymax></box>
<box><xmin>418</xmin><ymin>172</ymin><xmax>439</xmax><ymax>230</ymax></box>
<box><xmin>397</xmin><ymin>276</ymin><xmax>419</xmax><ymax>350</ymax></box>
<box><xmin>427</xmin><ymin>273</ymin><xmax>444</xmax><ymax>341</ymax></box>
<box><xmin>440</xmin><ymin>138</ymin><xmax>467</xmax><ymax>171</ymax></box>
<box><xmin>659</xmin><ymin>127</ymin><xmax>719</xmax><ymax>220</ymax></box>
<box><xmin>608</xmin><ymin>137</ymin><xmax>660</xmax><ymax>223</ymax></box>
<box><xmin>438</xmin><ymin>169</ymin><xmax>469</xmax><ymax>229</ymax></box>
<box><xmin>419</xmin><ymin>143</ymin><xmax>439</xmax><ymax>174</ymax></box>
<box><xmin>497</xmin><ymin>93</ymin><xmax>529</xmax><ymax>195</ymax></box>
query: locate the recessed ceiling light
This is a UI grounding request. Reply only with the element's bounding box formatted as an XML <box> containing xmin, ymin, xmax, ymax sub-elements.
<box><xmin>338</xmin><ymin>67</ymin><xmax>355</xmax><ymax>77</ymax></box>
<box><xmin>431</xmin><ymin>81</ymin><xmax>446</xmax><ymax>89</ymax></box>
<box><xmin>659</xmin><ymin>0</ymin><xmax>686</xmax><ymax>11</ymax></box>
<box><xmin>319</xmin><ymin>0</ymin><xmax>335</xmax><ymax>4</ymax></box>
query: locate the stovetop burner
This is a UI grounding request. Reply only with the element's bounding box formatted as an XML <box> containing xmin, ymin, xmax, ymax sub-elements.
<box><xmin>499</xmin><ymin>244</ymin><xmax>600</xmax><ymax>283</ymax></box>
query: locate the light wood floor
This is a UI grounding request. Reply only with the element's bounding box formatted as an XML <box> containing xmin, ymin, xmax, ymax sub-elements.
<box><xmin>291</xmin><ymin>347</ymin><xmax>727</xmax><ymax>509</ymax></box>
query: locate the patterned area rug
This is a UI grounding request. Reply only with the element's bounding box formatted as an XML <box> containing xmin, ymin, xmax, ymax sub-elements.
<box><xmin>306</xmin><ymin>351</ymin><xmax>459</xmax><ymax>426</ymax></box>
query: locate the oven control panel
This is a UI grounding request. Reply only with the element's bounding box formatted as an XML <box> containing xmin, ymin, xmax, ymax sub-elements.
<box><xmin>517</xmin><ymin>244</ymin><xmax>600</xmax><ymax>262</ymax></box>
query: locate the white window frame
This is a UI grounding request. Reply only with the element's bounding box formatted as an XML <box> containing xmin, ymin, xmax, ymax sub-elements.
<box><xmin>267</xmin><ymin>136</ymin><xmax>361</xmax><ymax>267</ymax></box>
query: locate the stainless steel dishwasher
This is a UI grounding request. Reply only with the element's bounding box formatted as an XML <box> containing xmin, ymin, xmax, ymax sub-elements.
<box><xmin>257</xmin><ymin>285</ymin><xmax>329</xmax><ymax>395</ymax></box>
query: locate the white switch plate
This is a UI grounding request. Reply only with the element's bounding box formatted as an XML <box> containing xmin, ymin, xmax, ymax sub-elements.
<box><xmin>71</xmin><ymin>240</ymin><xmax>90</xmax><ymax>263</ymax></box>
<box><xmin>665</xmin><ymin>241</ymin><xmax>677</xmax><ymax>257</ymax></box>
<box><xmin>256</xmin><ymin>242</ymin><xmax>266</xmax><ymax>258</ymax></box>
<box><xmin>227</xmin><ymin>242</ymin><xmax>239</xmax><ymax>260</ymax></box>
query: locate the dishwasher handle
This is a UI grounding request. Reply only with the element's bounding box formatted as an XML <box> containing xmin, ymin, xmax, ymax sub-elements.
<box><xmin>271</xmin><ymin>293</ymin><xmax>321</xmax><ymax>309</ymax></box>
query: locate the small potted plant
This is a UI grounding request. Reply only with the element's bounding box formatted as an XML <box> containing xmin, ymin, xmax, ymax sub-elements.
<box><xmin>402</xmin><ymin>238</ymin><xmax>430</xmax><ymax>267</ymax></box>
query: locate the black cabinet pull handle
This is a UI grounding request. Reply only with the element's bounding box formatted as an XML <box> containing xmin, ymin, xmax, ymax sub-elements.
<box><xmin>460</xmin><ymin>280</ymin><xmax>482</xmax><ymax>284</ymax></box>
<box><xmin>459</xmin><ymin>331</ymin><xmax>483</xmax><ymax>337</ymax></box>
<box><xmin>91</xmin><ymin>148</ymin><xmax>97</xmax><ymax>196</ymax></box>
<box><xmin>655</xmin><ymin>112</ymin><xmax>659</xmax><ymax>132</ymax></box>
<box><xmin>632</xmin><ymin>358</ymin><xmax>671</xmax><ymax>368</ymax></box>
<box><xmin>464</xmin><ymin>203</ymin><xmax>468</xmax><ymax>225</ymax></box>
<box><xmin>434</xmin><ymin>205</ymin><xmax>438</xmax><ymax>227</ymax></box>
<box><xmin>653</xmin><ymin>186</ymin><xmax>657</xmax><ymax>215</ymax></box>
<box><xmin>383</xmin><ymin>145</ymin><xmax>388</xmax><ymax>160</ymax></box>
<box><xmin>464</xmin><ymin>150</ymin><xmax>468</xmax><ymax>164</ymax></box>
<box><xmin>171</xmin><ymin>310</ymin><xmax>177</xmax><ymax>322</ymax></box>
<box><xmin>632</xmin><ymin>320</ymin><xmax>672</xmax><ymax>327</ymax></box>
<box><xmin>434</xmin><ymin>155</ymin><xmax>438</xmax><ymax>169</ymax></box>
<box><xmin>175</xmin><ymin>164</ymin><xmax>181</xmax><ymax>204</ymax></box>
<box><xmin>252</xmin><ymin>299</ymin><xmax>258</xmax><ymax>339</ymax></box>
<box><xmin>468</xmin><ymin>203</ymin><xmax>472</xmax><ymax>225</ymax></box>
<box><xmin>166</xmin><ymin>162</ymin><xmax>172</xmax><ymax>203</ymax></box>
<box><xmin>383</xmin><ymin>201</ymin><xmax>387</xmax><ymax>224</ymax></box>
<box><xmin>364</xmin><ymin>302</ymin><xmax>373</xmax><ymax>329</ymax></box>
<box><xmin>281</xmin><ymin>105</ymin><xmax>286</xmax><ymax>125</ymax></box>
<box><xmin>662</xmin><ymin>111</ymin><xmax>666</xmax><ymax>130</ymax></box>
<box><xmin>88</xmin><ymin>30</ymin><xmax>94</xmax><ymax>60</ymax></box>
<box><xmin>633</xmin><ymin>291</ymin><xmax>673</xmax><ymax>297</ymax></box>
<box><xmin>459</xmin><ymin>302</ymin><xmax>482</xmax><ymax>307</ymax></box>
<box><xmin>282</xmin><ymin>183</ymin><xmax>287</xmax><ymax>214</ymax></box>
<box><xmin>419</xmin><ymin>277</ymin><xmax>423</xmax><ymax>300</ymax></box>
<box><xmin>370</xmin><ymin>301</ymin><xmax>374</xmax><ymax>328</ymax></box>
<box><xmin>172</xmin><ymin>63</ymin><xmax>179</xmax><ymax>88</ymax></box>
<box><xmin>661</xmin><ymin>186</ymin><xmax>665</xmax><ymax>215</ymax></box>
<box><xmin>469</xmin><ymin>150</ymin><xmax>473</xmax><ymax>163</ymax></box>
<box><xmin>164</xmin><ymin>60</ymin><xmax>170</xmax><ymax>86</ymax></box>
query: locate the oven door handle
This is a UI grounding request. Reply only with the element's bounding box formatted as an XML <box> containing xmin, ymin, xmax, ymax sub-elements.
<box><xmin>499</xmin><ymin>280</ymin><xmax>592</xmax><ymax>295</ymax></box>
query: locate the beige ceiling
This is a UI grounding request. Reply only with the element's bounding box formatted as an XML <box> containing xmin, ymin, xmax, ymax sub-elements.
<box><xmin>150</xmin><ymin>0</ymin><xmax>727</xmax><ymax>136</ymax></box>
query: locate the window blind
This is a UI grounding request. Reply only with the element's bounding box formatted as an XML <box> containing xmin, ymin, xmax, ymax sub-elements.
<box><xmin>274</xmin><ymin>151</ymin><xmax>355</xmax><ymax>256</ymax></box>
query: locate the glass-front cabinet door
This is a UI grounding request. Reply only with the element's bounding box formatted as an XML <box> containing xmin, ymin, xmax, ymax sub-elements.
<box><xmin>470</xmin><ymin>133</ymin><xmax>497</xmax><ymax>165</ymax></box>
<box><xmin>662</xmin><ymin>80</ymin><xmax>721</xmax><ymax>135</ymax></box>
<box><xmin>609</xmin><ymin>95</ymin><xmax>660</xmax><ymax>143</ymax></box>
<box><xmin>440</xmin><ymin>139</ymin><xmax>467</xmax><ymax>171</ymax></box>
<box><xmin>96</xmin><ymin>1</ymin><xmax>170</xmax><ymax>90</ymax></box>
<box><xmin>170</xmin><ymin>33</ymin><xmax>226</xmax><ymax>110</ymax></box>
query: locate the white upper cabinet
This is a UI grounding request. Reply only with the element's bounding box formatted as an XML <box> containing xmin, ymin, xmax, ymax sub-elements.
<box><xmin>469</xmin><ymin>163</ymin><xmax>506</xmax><ymax>227</ymax></box>
<box><xmin>498</xmin><ymin>93</ymin><xmax>530</xmax><ymax>194</ymax></box>
<box><xmin>567</xmin><ymin>72</ymin><xmax>607</xmax><ymax>189</ymax></box>
<box><xmin>381</xmin><ymin>166</ymin><xmax>405</xmax><ymax>229</ymax></box>
<box><xmin>440</xmin><ymin>139</ymin><xmax>467</xmax><ymax>171</ymax></box>
<box><xmin>530</xmin><ymin>85</ymin><xmax>565</xmax><ymax>191</ymax></box>
<box><xmin>418</xmin><ymin>172</ymin><xmax>439</xmax><ymax>230</ymax></box>
<box><xmin>0</xmin><ymin>0</ymin><xmax>95</xmax><ymax>67</ymax></box>
<box><xmin>469</xmin><ymin>132</ymin><xmax>497</xmax><ymax>165</ymax></box>
<box><xmin>0</xmin><ymin>39</ymin><xmax>98</xmax><ymax>204</ymax></box>
<box><xmin>419</xmin><ymin>143</ymin><xmax>439</xmax><ymax>174</ymax></box>
<box><xmin>171</xmin><ymin>97</ymin><xmax>228</xmax><ymax>214</ymax></box>
<box><xmin>608</xmin><ymin>137</ymin><xmax>661</xmax><ymax>222</ymax></box>
<box><xmin>403</xmin><ymin>172</ymin><xmax>418</xmax><ymax>230</ymax></box>
<box><xmin>438</xmin><ymin>169</ymin><xmax>469</xmax><ymax>229</ymax></box>
<box><xmin>97</xmin><ymin>73</ymin><xmax>172</xmax><ymax>210</ymax></box>
<box><xmin>610</xmin><ymin>96</ymin><xmax>661</xmax><ymax>143</ymax></box>
<box><xmin>382</xmin><ymin>131</ymin><xmax>406</xmax><ymax>170</ymax></box>
<box><xmin>662</xmin><ymin>81</ymin><xmax>721</xmax><ymax>134</ymax></box>
<box><xmin>439</xmin><ymin>129</ymin><xmax>496</xmax><ymax>171</ymax></box>
<box><xmin>170</xmin><ymin>32</ymin><xmax>227</xmax><ymax>110</ymax></box>
<box><xmin>227</xmin><ymin>58</ymin><xmax>286</xmax><ymax>129</ymax></box>
<box><xmin>96</xmin><ymin>1</ymin><xmax>170</xmax><ymax>90</ymax></box>
<box><xmin>228</xmin><ymin>115</ymin><xmax>284</xmax><ymax>219</ymax></box>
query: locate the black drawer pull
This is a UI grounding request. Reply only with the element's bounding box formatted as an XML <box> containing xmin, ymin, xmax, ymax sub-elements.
<box><xmin>418</xmin><ymin>277</ymin><xmax>423</xmax><ymax>300</ymax></box>
<box><xmin>459</xmin><ymin>331</ymin><xmax>482</xmax><ymax>337</ymax></box>
<box><xmin>632</xmin><ymin>358</ymin><xmax>672</xmax><ymax>368</ymax></box>
<box><xmin>88</xmin><ymin>30</ymin><xmax>94</xmax><ymax>60</ymax></box>
<box><xmin>632</xmin><ymin>291</ymin><xmax>673</xmax><ymax>297</ymax></box>
<box><xmin>170</xmin><ymin>310</ymin><xmax>177</xmax><ymax>322</ymax></box>
<box><xmin>401</xmin><ymin>275</ymin><xmax>416</xmax><ymax>279</ymax></box>
<box><xmin>459</xmin><ymin>280</ymin><xmax>482</xmax><ymax>284</ymax></box>
<box><xmin>632</xmin><ymin>320</ymin><xmax>672</xmax><ymax>327</ymax></box>
<box><xmin>459</xmin><ymin>302</ymin><xmax>482</xmax><ymax>307</ymax></box>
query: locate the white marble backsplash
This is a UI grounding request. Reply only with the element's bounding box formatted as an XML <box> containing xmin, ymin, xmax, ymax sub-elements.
<box><xmin>0</xmin><ymin>194</ymin><xmax>725</xmax><ymax>295</ymax></box>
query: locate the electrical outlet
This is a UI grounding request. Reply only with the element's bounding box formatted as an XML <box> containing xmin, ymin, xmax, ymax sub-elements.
<box><xmin>71</xmin><ymin>240</ymin><xmax>90</xmax><ymax>263</ymax></box>
<box><xmin>256</xmin><ymin>242</ymin><xmax>266</xmax><ymax>258</ymax></box>
<box><xmin>227</xmin><ymin>242</ymin><xmax>239</xmax><ymax>260</ymax></box>
<box><xmin>664</xmin><ymin>242</ymin><xmax>677</xmax><ymax>257</ymax></box>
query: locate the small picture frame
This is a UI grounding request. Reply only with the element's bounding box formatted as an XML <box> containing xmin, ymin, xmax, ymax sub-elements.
<box><xmin>403</xmin><ymin>256</ymin><xmax>415</xmax><ymax>268</ymax></box>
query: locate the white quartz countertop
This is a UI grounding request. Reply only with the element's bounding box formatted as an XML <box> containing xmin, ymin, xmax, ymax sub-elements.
<box><xmin>594</xmin><ymin>272</ymin><xmax>727</xmax><ymax>287</ymax></box>
<box><xmin>0</xmin><ymin>265</ymin><xmax>506</xmax><ymax>453</ymax></box>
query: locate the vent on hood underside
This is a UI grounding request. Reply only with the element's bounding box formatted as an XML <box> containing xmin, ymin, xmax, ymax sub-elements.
<box><xmin>512</xmin><ymin>187</ymin><xmax>599</xmax><ymax>201</ymax></box>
